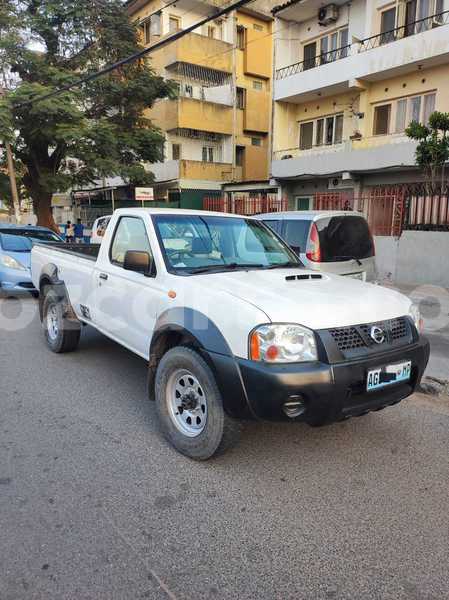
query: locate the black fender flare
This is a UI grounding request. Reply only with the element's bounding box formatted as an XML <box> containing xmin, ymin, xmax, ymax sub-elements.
<box><xmin>38</xmin><ymin>264</ymin><xmax>72</xmax><ymax>322</ymax></box>
<box><xmin>148</xmin><ymin>308</ymin><xmax>255</xmax><ymax>420</ymax></box>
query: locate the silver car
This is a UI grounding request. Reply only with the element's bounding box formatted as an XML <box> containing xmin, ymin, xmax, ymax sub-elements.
<box><xmin>257</xmin><ymin>210</ymin><xmax>376</xmax><ymax>281</ymax></box>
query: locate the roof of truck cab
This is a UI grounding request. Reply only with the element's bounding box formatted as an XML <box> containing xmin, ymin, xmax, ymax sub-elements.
<box><xmin>113</xmin><ymin>207</ymin><xmax>257</xmax><ymax>219</ymax></box>
<box><xmin>255</xmin><ymin>210</ymin><xmax>365</xmax><ymax>221</ymax></box>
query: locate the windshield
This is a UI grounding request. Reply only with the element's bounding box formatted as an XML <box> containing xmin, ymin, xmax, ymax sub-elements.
<box><xmin>0</xmin><ymin>228</ymin><xmax>62</xmax><ymax>245</ymax></box>
<box><xmin>0</xmin><ymin>233</ymin><xmax>32</xmax><ymax>252</ymax></box>
<box><xmin>153</xmin><ymin>215</ymin><xmax>300</xmax><ymax>274</ymax></box>
<box><xmin>316</xmin><ymin>215</ymin><xmax>374</xmax><ymax>262</ymax></box>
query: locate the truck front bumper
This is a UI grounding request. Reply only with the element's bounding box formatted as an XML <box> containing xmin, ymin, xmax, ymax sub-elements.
<box><xmin>211</xmin><ymin>337</ymin><xmax>430</xmax><ymax>424</ymax></box>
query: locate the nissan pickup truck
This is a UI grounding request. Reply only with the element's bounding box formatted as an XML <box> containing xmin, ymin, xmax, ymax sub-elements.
<box><xmin>31</xmin><ymin>208</ymin><xmax>429</xmax><ymax>460</ymax></box>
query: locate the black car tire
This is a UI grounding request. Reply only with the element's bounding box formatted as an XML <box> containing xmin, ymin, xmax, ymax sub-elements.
<box><xmin>42</xmin><ymin>288</ymin><xmax>81</xmax><ymax>353</ymax></box>
<box><xmin>154</xmin><ymin>346</ymin><xmax>241</xmax><ymax>460</ymax></box>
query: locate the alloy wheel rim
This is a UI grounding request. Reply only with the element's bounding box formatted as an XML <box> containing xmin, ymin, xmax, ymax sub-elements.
<box><xmin>166</xmin><ymin>369</ymin><xmax>207</xmax><ymax>437</ymax></box>
<box><xmin>47</xmin><ymin>305</ymin><xmax>59</xmax><ymax>341</ymax></box>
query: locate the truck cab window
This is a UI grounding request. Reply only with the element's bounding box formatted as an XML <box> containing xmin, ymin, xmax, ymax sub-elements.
<box><xmin>110</xmin><ymin>217</ymin><xmax>152</xmax><ymax>266</ymax></box>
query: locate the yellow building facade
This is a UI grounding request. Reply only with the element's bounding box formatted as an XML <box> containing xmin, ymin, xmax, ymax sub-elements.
<box><xmin>127</xmin><ymin>0</ymin><xmax>273</xmax><ymax>208</ymax></box>
<box><xmin>271</xmin><ymin>0</ymin><xmax>449</xmax><ymax>208</ymax></box>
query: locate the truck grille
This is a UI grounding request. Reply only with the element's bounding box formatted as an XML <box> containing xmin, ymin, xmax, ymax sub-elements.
<box><xmin>329</xmin><ymin>317</ymin><xmax>410</xmax><ymax>352</ymax></box>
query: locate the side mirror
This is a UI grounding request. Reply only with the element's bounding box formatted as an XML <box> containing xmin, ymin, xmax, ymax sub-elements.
<box><xmin>123</xmin><ymin>250</ymin><xmax>153</xmax><ymax>276</ymax></box>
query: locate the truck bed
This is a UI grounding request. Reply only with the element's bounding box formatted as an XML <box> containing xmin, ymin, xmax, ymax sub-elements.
<box><xmin>35</xmin><ymin>242</ymin><xmax>101</xmax><ymax>261</ymax></box>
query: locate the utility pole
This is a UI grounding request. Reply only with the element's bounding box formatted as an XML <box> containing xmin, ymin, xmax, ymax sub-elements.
<box><xmin>0</xmin><ymin>86</ymin><xmax>21</xmax><ymax>223</ymax></box>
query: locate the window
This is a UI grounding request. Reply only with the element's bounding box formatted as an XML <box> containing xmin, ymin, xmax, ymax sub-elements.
<box><xmin>373</xmin><ymin>104</ymin><xmax>391</xmax><ymax>135</ymax></box>
<box><xmin>142</xmin><ymin>12</ymin><xmax>161</xmax><ymax>43</ymax></box>
<box><xmin>315</xmin><ymin>119</ymin><xmax>324</xmax><ymax>146</ymax></box>
<box><xmin>380</xmin><ymin>7</ymin><xmax>396</xmax><ymax>44</ymax></box>
<box><xmin>110</xmin><ymin>217</ymin><xmax>152</xmax><ymax>267</ymax></box>
<box><xmin>299</xmin><ymin>122</ymin><xmax>314</xmax><ymax>150</ymax></box>
<box><xmin>395</xmin><ymin>98</ymin><xmax>407</xmax><ymax>132</ymax></box>
<box><xmin>236</xmin><ymin>145</ymin><xmax>245</xmax><ymax>166</ymax></box>
<box><xmin>334</xmin><ymin>114</ymin><xmax>344</xmax><ymax>143</ymax></box>
<box><xmin>169</xmin><ymin>15</ymin><xmax>181</xmax><ymax>32</ymax></box>
<box><xmin>202</xmin><ymin>146</ymin><xmax>214</xmax><ymax>162</ymax></box>
<box><xmin>305</xmin><ymin>113</ymin><xmax>344</xmax><ymax>147</ymax></box>
<box><xmin>283</xmin><ymin>220</ymin><xmax>311</xmax><ymax>254</ymax></box>
<box><xmin>320</xmin><ymin>28</ymin><xmax>349</xmax><ymax>63</ymax></box>
<box><xmin>303</xmin><ymin>42</ymin><xmax>317</xmax><ymax>70</ymax></box>
<box><xmin>153</xmin><ymin>215</ymin><xmax>298</xmax><ymax>273</ymax></box>
<box><xmin>253</xmin><ymin>80</ymin><xmax>263</xmax><ymax>91</ymax></box>
<box><xmin>237</xmin><ymin>25</ymin><xmax>246</xmax><ymax>50</ymax></box>
<box><xmin>251</xmin><ymin>137</ymin><xmax>262</xmax><ymax>146</ymax></box>
<box><xmin>184</xmin><ymin>84</ymin><xmax>193</xmax><ymax>98</ymax></box>
<box><xmin>172</xmin><ymin>143</ymin><xmax>181</xmax><ymax>160</ymax></box>
<box><xmin>236</xmin><ymin>87</ymin><xmax>246</xmax><ymax>109</ymax></box>
<box><xmin>410</xmin><ymin>96</ymin><xmax>422</xmax><ymax>122</ymax></box>
<box><xmin>263</xmin><ymin>219</ymin><xmax>282</xmax><ymax>234</ymax></box>
<box><xmin>253</xmin><ymin>23</ymin><xmax>263</xmax><ymax>31</ymax></box>
<box><xmin>389</xmin><ymin>92</ymin><xmax>436</xmax><ymax>134</ymax></box>
<box><xmin>423</xmin><ymin>93</ymin><xmax>436</xmax><ymax>124</ymax></box>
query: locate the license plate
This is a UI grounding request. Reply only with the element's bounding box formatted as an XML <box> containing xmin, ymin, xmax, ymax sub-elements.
<box><xmin>366</xmin><ymin>361</ymin><xmax>412</xmax><ymax>392</ymax></box>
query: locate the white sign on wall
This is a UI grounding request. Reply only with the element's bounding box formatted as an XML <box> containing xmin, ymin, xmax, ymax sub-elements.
<box><xmin>135</xmin><ymin>187</ymin><xmax>154</xmax><ymax>202</ymax></box>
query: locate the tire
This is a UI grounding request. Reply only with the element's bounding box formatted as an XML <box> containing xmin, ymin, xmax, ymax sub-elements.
<box><xmin>154</xmin><ymin>346</ymin><xmax>241</xmax><ymax>460</ymax></box>
<box><xmin>42</xmin><ymin>288</ymin><xmax>81</xmax><ymax>353</ymax></box>
<box><xmin>31</xmin><ymin>291</ymin><xmax>39</xmax><ymax>299</ymax></box>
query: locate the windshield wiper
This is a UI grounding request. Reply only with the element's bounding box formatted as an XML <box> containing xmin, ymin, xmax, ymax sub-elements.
<box><xmin>186</xmin><ymin>263</ymin><xmax>264</xmax><ymax>275</ymax></box>
<box><xmin>264</xmin><ymin>261</ymin><xmax>300</xmax><ymax>270</ymax></box>
<box><xmin>334</xmin><ymin>255</ymin><xmax>363</xmax><ymax>266</ymax></box>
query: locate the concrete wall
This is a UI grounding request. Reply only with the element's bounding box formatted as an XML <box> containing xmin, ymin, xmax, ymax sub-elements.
<box><xmin>375</xmin><ymin>232</ymin><xmax>449</xmax><ymax>287</ymax></box>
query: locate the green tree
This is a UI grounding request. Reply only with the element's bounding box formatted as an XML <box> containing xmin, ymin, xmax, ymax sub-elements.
<box><xmin>406</xmin><ymin>111</ymin><xmax>449</xmax><ymax>194</ymax></box>
<box><xmin>0</xmin><ymin>0</ymin><xmax>174</xmax><ymax>229</ymax></box>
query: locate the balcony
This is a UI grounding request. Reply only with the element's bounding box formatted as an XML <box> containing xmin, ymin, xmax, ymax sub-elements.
<box><xmin>275</xmin><ymin>10</ymin><xmax>449</xmax><ymax>103</ymax></box>
<box><xmin>162</xmin><ymin>32</ymin><xmax>233</xmax><ymax>74</ymax></box>
<box><xmin>150</xmin><ymin>97</ymin><xmax>233</xmax><ymax>135</ymax></box>
<box><xmin>148</xmin><ymin>159</ymin><xmax>237</xmax><ymax>183</ymax></box>
<box><xmin>272</xmin><ymin>136</ymin><xmax>418</xmax><ymax>179</ymax></box>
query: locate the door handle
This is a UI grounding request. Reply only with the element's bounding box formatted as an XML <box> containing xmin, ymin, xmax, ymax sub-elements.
<box><xmin>99</xmin><ymin>273</ymin><xmax>108</xmax><ymax>281</ymax></box>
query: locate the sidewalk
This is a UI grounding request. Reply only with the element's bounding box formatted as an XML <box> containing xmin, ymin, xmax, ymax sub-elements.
<box><xmin>382</xmin><ymin>282</ymin><xmax>449</xmax><ymax>384</ymax></box>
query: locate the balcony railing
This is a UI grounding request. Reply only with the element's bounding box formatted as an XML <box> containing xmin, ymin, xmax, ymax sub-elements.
<box><xmin>275</xmin><ymin>10</ymin><xmax>449</xmax><ymax>81</ymax></box>
<box><xmin>359</xmin><ymin>9</ymin><xmax>449</xmax><ymax>51</ymax></box>
<box><xmin>275</xmin><ymin>45</ymin><xmax>351</xmax><ymax>80</ymax></box>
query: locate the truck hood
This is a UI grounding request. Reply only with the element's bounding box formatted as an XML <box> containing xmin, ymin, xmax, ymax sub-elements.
<box><xmin>199</xmin><ymin>269</ymin><xmax>411</xmax><ymax>329</ymax></box>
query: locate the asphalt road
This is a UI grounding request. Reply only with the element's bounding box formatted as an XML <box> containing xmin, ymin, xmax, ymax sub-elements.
<box><xmin>1</xmin><ymin>296</ymin><xmax>449</xmax><ymax>600</ymax></box>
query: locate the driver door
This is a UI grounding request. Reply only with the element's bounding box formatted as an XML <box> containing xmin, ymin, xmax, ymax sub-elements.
<box><xmin>93</xmin><ymin>215</ymin><xmax>160</xmax><ymax>357</ymax></box>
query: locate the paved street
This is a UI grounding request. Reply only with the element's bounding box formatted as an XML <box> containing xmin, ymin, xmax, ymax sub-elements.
<box><xmin>1</xmin><ymin>296</ymin><xmax>448</xmax><ymax>600</ymax></box>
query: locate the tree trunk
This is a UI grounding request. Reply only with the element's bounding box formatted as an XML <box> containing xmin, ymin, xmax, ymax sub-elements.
<box><xmin>33</xmin><ymin>191</ymin><xmax>58</xmax><ymax>231</ymax></box>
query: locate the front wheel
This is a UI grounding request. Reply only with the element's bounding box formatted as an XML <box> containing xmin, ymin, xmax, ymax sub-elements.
<box><xmin>154</xmin><ymin>347</ymin><xmax>241</xmax><ymax>460</ymax></box>
<box><xmin>42</xmin><ymin>288</ymin><xmax>81</xmax><ymax>353</ymax></box>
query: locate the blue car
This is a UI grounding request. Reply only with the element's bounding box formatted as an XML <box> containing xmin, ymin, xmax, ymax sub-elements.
<box><xmin>0</xmin><ymin>225</ymin><xmax>63</xmax><ymax>296</ymax></box>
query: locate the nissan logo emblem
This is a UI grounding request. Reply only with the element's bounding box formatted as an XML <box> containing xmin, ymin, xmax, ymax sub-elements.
<box><xmin>370</xmin><ymin>326</ymin><xmax>386</xmax><ymax>344</ymax></box>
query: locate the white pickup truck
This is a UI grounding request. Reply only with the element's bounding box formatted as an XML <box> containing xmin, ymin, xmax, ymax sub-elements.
<box><xmin>31</xmin><ymin>208</ymin><xmax>429</xmax><ymax>459</ymax></box>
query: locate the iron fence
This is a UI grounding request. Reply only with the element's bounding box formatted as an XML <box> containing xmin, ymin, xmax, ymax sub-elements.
<box><xmin>203</xmin><ymin>195</ymin><xmax>288</xmax><ymax>215</ymax></box>
<box><xmin>358</xmin><ymin>10</ymin><xmax>449</xmax><ymax>52</ymax></box>
<box><xmin>275</xmin><ymin>45</ymin><xmax>351</xmax><ymax>80</ymax></box>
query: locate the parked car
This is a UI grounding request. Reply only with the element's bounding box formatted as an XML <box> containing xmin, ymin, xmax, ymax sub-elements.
<box><xmin>90</xmin><ymin>215</ymin><xmax>111</xmax><ymax>244</ymax></box>
<box><xmin>31</xmin><ymin>208</ymin><xmax>428</xmax><ymax>460</ymax></box>
<box><xmin>256</xmin><ymin>211</ymin><xmax>376</xmax><ymax>281</ymax></box>
<box><xmin>0</xmin><ymin>225</ymin><xmax>63</xmax><ymax>296</ymax></box>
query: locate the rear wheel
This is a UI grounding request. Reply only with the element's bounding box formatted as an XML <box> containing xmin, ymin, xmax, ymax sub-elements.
<box><xmin>42</xmin><ymin>288</ymin><xmax>81</xmax><ymax>353</ymax></box>
<box><xmin>154</xmin><ymin>347</ymin><xmax>241</xmax><ymax>460</ymax></box>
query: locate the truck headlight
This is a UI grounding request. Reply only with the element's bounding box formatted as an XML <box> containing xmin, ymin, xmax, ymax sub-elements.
<box><xmin>249</xmin><ymin>324</ymin><xmax>317</xmax><ymax>363</ymax></box>
<box><xmin>409</xmin><ymin>303</ymin><xmax>423</xmax><ymax>333</ymax></box>
<box><xmin>0</xmin><ymin>255</ymin><xmax>27</xmax><ymax>271</ymax></box>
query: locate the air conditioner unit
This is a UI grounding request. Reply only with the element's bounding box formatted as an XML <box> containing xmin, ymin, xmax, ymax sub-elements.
<box><xmin>328</xmin><ymin>177</ymin><xmax>348</xmax><ymax>190</ymax></box>
<box><xmin>318</xmin><ymin>4</ymin><xmax>339</xmax><ymax>26</ymax></box>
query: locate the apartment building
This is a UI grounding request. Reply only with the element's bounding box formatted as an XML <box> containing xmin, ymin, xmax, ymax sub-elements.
<box><xmin>126</xmin><ymin>0</ymin><xmax>273</xmax><ymax>208</ymax></box>
<box><xmin>271</xmin><ymin>0</ymin><xmax>449</xmax><ymax>209</ymax></box>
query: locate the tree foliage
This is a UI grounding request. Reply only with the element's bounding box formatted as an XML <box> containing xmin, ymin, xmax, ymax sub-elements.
<box><xmin>0</xmin><ymin>0</ymin><xmax>175</xmax><ymax>228</ymax></box>
<box><xmin>406</xmin><ymin>111</ymin><xmax>449</xmax><ymax>194</ymax></box>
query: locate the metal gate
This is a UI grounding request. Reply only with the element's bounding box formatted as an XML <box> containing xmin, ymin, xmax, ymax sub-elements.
<box><xmin>314</xmin><ymin>187</ymin><xmax>406</xmax><ymax>237</ymax></box>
